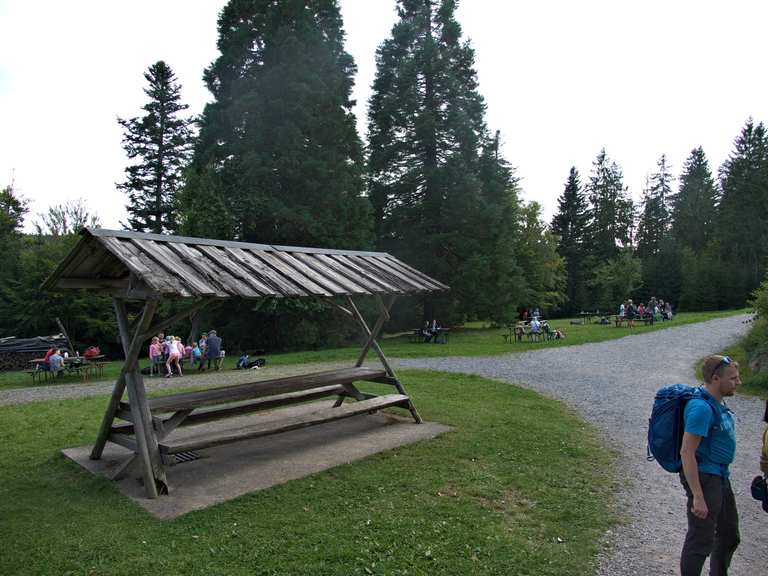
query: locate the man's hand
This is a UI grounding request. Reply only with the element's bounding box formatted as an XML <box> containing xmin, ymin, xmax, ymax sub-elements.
<box><xmin>691</xmin><ymin>494</ymin><xmax>709</xmax><ymax>519</ymax></box>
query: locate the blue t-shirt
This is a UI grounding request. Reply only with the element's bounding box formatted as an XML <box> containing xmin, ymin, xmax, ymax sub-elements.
<box><xmin>684</xmin><ymin>393</ymin><xmax>736</xmax><ymax>477</ymax></box>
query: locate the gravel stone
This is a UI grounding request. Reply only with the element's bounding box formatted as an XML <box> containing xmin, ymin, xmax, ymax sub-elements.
<box><xmin>397</xmin><ymin>314</ymin><xmax>767</xmax><ymax>576</ymax></box>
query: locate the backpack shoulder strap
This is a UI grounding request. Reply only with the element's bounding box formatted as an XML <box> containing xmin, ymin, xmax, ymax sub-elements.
<box><xmin>695</xmin><ymin>387</ymin><xmax>722</xmax><ymax>429</ymax></box>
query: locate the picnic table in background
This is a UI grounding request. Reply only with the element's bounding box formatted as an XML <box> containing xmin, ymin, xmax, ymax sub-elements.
<box><xmin>411</xmin><ymin>327</ymin><xmax>450</xmax><ymax>344</ymax></box>
<box><xmin>27</xmin><ymin>355</ymin><xmax>107</xmax><ymax>383</ymax></box>
<box><xmin>577</xmin><ymin>311</ymin><xmax>601</xmax><ymax>325</ymax></box>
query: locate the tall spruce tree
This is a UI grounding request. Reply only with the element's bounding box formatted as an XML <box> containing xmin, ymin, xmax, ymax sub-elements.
<box><xmin>672</xmin><ymin>147</ymin><xmax>717</xmax><ymax>254</ymax></box>
<box><xmin>636</xmin><ymin>155</ymin><xmax>673</xmax><ymax>259</ymax></box>
<box><xmin>551</xmin><ymin>167</ymin><xmax>590</xmax><ymax>313</ymax></box>
<box><xmin>717</xmin><ymin>119</ymin><xmax>768</xmax><ymax>305</ymax></box>
<box><xmin>117</xmin><ymin>61</ymin><xmax>192</xmax><ymax>233</ymax></box>
<box><xmin>182</xmin><ymin>0</ymin><xmax>371</xmax><ymax>249</ymax></box>
<box><xmin>586</xmin><ymin>149</ymin><xmax>634</xmax><ymax>261</ymax></box>
<box><xmin>367</xmin><ymin>0</ymin><xmax>524</xmax><ymax>323</ymax></box>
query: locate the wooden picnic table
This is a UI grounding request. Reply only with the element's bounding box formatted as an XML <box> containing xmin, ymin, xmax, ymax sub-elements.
<box><xmin>28</xmin><ymin>355</ymin><xmax>107</xmax><ymax>382</ymax></box>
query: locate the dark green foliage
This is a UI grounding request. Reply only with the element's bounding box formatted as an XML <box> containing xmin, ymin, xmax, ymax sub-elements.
<box><xmin>586</xmin><ymin>149</ymin><xmax>634</xmax><ymax>261</ymax></box>
<box><xmin>673</xmin><ymin>147</ymin><xmax>718</xmax><ymax>254</ymax></box>
<box><xmin>0</xmin><ymin>183</ymin><xmax>28</xmax><ymax>238</ymax></box>
<box><xmin>636</xmin><ymin>155</ymin><xmax>673</xmax><ymax>259</ymax></box>
<box><xmin>0</xmin><ymin>234</ymin><xmax>116</xmax><ymax>352</ymax></box>
<box><xmin>551</xmin><ymin>167</ymin><xmax>590</xmax><ymax>313</ymax></box>
<box><xmin>117</xmin><ymin>61</ymin><xmax>192</xmax><ymax>234</ymax></box>
<box><xmin>517</xmin><ymin>202</ymin><xmax>566</xmax><ymax>310</ymax></box>
<box><xmin>182</xmin><ymin>0</ymin><xmax>371</xmax><ymax>249</ymax></box>
<box><xmin>587</xmin><ymin>249</ymin><xmax>642</xmax><ymax>311</ymax></box>
<box><xmin>716</xmin><ymin>119</ymin><xmax>768</xmax><ymax>306</ymax></box>
<box><xmin>636</xmin><ymin>155</ymin><xmax>681</xmax><ymax>305</ymax></box>
<box><xmin>367</xmin><ymin>0</ymin><xmax>524</xmax><ymax>324</ymax></box>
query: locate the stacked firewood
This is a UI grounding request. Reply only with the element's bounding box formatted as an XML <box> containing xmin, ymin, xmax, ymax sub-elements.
<box><xmin>0</xmin><ymin>334</ymin><xmax>69</xmax><ymax>371</ymax></box>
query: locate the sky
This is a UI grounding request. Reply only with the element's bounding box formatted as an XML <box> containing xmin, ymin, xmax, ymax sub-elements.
<box><xmin>1</xmin><ymin>0</ymin><xmax>767</xmax><ymax>233</ymax></box>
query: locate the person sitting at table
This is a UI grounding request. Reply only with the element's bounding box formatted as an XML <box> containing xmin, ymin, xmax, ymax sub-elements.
<box><xmin>427</xmin><ymin>319</ymin><xmax>441</xmax><ymax>343</ymax></box>
<box><xmin>43</xmin><ymin>346</ymin><xmax>57</xmax><ymax>368</ymax></box>
<box><xmin>48</xmin><ymin>348</ymin><xmax>65</xmax><ymax>377</ymax></box>
<box><xmin>530</xmin><ymin>317</ymin><xmax>542</xmax><ymax>335</ymax></box>
<box><xmin>626</xmin><ymin>299</ymin><xmax>636</xmax><ymax>328</ymax></box>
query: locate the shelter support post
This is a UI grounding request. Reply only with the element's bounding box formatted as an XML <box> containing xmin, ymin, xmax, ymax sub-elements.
<box><xmin>91</xmin><ymin>297</ymin><xmax>214</xmax><ymax>498</ymax></box>
<box><xmin>344</xmin><ymin>296</ymin><xmax>422</xmax><ymax>423</ymax></box>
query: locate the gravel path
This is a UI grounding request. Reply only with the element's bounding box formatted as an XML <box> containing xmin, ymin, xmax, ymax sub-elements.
<box><xmin>0</xmin><ymin>361</ymin><xmax>356</xmax><ymax>407</ymax></box>
<box><xmin>2</xmin><ymin>315</ymin><xmax>765</xmax><ymax>574</ymax></box>
<box><xmin>397</xmin><ymin>314</ymin><xmax>767</xmax><ymax>576</ymax></box>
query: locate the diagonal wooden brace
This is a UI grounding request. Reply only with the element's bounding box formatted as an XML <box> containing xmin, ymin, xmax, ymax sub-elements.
<box><xmin>347</xmin><ymin>296</ymin><xmax>422</xmax><ymax>423</ymax></box>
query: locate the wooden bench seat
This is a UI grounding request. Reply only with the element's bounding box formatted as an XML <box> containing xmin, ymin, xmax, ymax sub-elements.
<box><xmin>113</xmin><ymin>384</ymin><xmax>349</xmax><ymax>434</ymax></box>
<box><xmin>158</xmin><ymin>394</ymin><xmax>411</xmax><ymax>454</ymax></box>
<box><xmin>147</xmin><ymin>367</ymin><xmax>389</xmax><ymax>413</ymax></box>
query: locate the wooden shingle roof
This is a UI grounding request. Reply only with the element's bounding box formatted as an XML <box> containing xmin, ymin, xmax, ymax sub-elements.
<box><xmin>43</xmin><ymin>228</ymin><xmax>448</xmax><ymax>300</ymax></box>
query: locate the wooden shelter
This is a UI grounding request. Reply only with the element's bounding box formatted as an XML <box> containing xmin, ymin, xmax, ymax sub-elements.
<box><xmin>44</xmin><ymin>228</ymin><xmax>448</xmax><ymax>498</ymax></box>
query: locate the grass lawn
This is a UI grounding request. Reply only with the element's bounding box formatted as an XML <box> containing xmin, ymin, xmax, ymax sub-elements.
<box><xmin>0</xmin><ymin>370</ymin><xmax>615</xmax><ymax>576</ymax></box>
<box><xmin>0</xmin><ymin>309</ymin><xmax>747</xmax><ymax>391</ymax></box>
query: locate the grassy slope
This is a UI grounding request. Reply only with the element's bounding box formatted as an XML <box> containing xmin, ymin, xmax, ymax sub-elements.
<box><xmin>0</xmin><ymin>370</ymin><xmax>615</xmax><ymax>576</ymax></box>
<box><xmin>0</xmin><ymin>309</ymin><xmax>746</xmax><ymax>391</ymax></box>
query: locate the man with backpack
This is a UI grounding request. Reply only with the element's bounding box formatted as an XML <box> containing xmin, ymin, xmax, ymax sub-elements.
<box><xmin>679</xmin><ymin>355</ymin><xmax>741</xmax><ymax>576</ymax></box>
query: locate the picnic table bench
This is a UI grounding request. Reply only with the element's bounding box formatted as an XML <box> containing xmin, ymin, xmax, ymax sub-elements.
<box><xmin>411</xmin><ymin>327</ymin><xmax>450</xmax><ymax>344</ymax></box>
<box><xmin>27</xmin><ymin>355</ymin><xmax>106</xmax><ymax>383</ymax></box>
<box><xmin>503</xmin><ymin>321</ymin><xmax>556</xmax><ymax>343</ymax></box>
<box><xmin>109</xmin><ymin>367</ymin><xmax>415</xmax><ymax>460</ymax></box>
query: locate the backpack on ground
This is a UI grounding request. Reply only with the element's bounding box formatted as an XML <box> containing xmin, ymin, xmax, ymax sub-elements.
<box><xmin>647</xmin><ymin>384</ymin><xmax>719</xmax><ymax>472</ymax></box>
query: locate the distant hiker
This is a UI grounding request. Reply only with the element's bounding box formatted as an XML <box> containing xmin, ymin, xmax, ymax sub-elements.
<box><xmin>679</xmin><ymin>355</ymin><xmax>740</xmax><ymax>576</ymax></box>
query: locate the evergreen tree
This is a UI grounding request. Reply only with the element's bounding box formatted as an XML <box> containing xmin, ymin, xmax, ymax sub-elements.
<box><xmin>117</xmin><ymin>61</ymin><xmax>192</xmax><ymax>234</ymax></box>
<box><xmin>551</xmin><ymin>167</ymin><xmax>590</xmax><ymax>313</ymax></box>
<box><xmin>717</xmin><ymin>119</ymin><xmax>768</xmax><ymax>305</ymax></box>
<box><xmin>586</xmin><ymin>149</ymin><xmax>634</xmax><ymax>261</ymax></box>
<box><xmin>518</xmin><ymin>202</ymin><xmax>566</xmax><ymax>311</ymax></box>
<box><xmin>182</xmin><ymin>0</ymin><xmax>371</xmax><ymax>249</ymax></box>
<box><xmin>367</xmin><ymin>0</ymin><xmax>523</xmax><ymax>323</ymax></box>
<box><xmin>636</xmin><ymin>155</ymin><xmax>673</xmax><ymax>259</ymax></box>
<box><xmin>672</xmin><ymin>147</ymin><xmax>717</xmax><ymax>254</ymax></box>
<box><xmin>0</xmin><ymin>182</ymin><xmax>28</xmax><ymax>238</ymax></box>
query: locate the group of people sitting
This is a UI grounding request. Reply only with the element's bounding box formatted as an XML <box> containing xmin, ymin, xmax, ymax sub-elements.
<box><xmin>526</xmin><ymin>317</ymin><xmax>565</xmax><ymax>340</ymax></box>
<box><xmin>148</xmin><ymin>330</ymin><xmax>223</xmax><ymax>378</ymax></box>
<box><xmin>617</xmin><ymin>296</ymin><xmax>673</xmax><ymax>327</ymax></box>
<box><xmin>420</xmin><ymin>319</ymin><xmax>443</xmax><ymax>343</ymax></box>
<box><xmin>41</xmin><ymin>347</ymin><xmax>66</xmax><ymax>376</ymax></box>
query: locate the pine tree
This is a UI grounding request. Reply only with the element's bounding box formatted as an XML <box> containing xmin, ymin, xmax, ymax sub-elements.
<box><xmin>672</xmin><ymin>147</ymin><xmax>717</xmax><ymax>254</ymax></box>
<box><xmin>182</xmin><ymin>0</ymin><xmax>371</xmax><ymax>249</ymax></box>
<box><xmin>367</xmin><ymin>0</ymin><xmax>524</xmax><ymax>323</ymax></box>
<box><xmin>586</xmin><ymin>149</ymin><xmax>634</xmax><ymax>261</ymax></box>
<box><xmin>551</xmin><ymin>167</ymin><xmax>590</xmax><ymax>313</ymax></box>
<box><xmin>117</xmin><ymin>61</ymin><xmax>192</xmax><ymax>234</ymax></box>
<box><xmin>717</xmin><ymin>119</ymin><xmax>768</xmax><ymax>305</ymax></box>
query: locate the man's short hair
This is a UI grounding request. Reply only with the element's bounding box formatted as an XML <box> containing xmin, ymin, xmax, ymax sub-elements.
<box><xmin>702</xmin><ymin>355</ymin><xmax>739</xmax><ymax>383</ymax></box>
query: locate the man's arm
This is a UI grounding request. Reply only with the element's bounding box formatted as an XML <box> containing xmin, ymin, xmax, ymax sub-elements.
<box><xmin>680</xmin><ymin>432</ymin><xmax>707</xmax><ymax>519</ymax></box>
